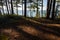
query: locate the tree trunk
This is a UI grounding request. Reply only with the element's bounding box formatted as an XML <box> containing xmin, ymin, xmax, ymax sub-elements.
<box><xmin>30</xmin><ymin>3</ymin><xmax>32</xmax><ymax>17</ymax></box>
<box><xmin>30</xmin><ymin>8</ymin><xmax>31</xmax><ymax>17</ymax></box>
<box><xmin>11</xmin><ymin>0</ymin><xmax>14</xmax><ymax>15</ymax></box>
<box><xmin>51</xmin><ymin>0</ymin><xmax>56</xmax><ymax>19</ymax></box>
<box><xmin>41</xmin><ymin>0</ymin><xmax>43</xmax><ymax>18</ymax></box>
<box><xmin>1</xmin><ymin>0</ymin><xmax>4</xmax><ymax>15</ymax></box>
<box><xmin>2</xmin><ymin>4</ymin><xmax>4</xmax><ymax>15</ymax></box>
<box><xmin>36</xmin><ymin>8</ymin><xmax>39</xmax><ymax>18</ymax></box>
<box><xmin>22</xmin><ymin>0</ymin><xmax>23</xmax><ymax>16</ymax></box>
<box><xmin>0</xmin><ymin>8</ymin><xmax>2</xmax><ymax>15</ymax></box>
<box><xmin>8</xmin><ymin>0</ymin><xmax>10</xmax><ymax>14</ymax></box>
<box><xmin>46</xmin><ymin>0</ymin><xmax>52</xmax><ymax>19</ymax></box>
<box><xmin>6</xmin><ymin>0</ymin><xmax>9</xmax><ymax>15</ymax></box>
<box><xmin>24</xmin><ymin>0</ymin><xmax>27</xmax><ymax>17</ymax></box>
<box><xmin>36</xmin><ymin>0</ymin><xmax>39</xmax><ymax>18</ymax></box>
<box><xmin>16</xmin><ymin>1</ymin><xmax>18</xmax><ymax>15</ymax></box>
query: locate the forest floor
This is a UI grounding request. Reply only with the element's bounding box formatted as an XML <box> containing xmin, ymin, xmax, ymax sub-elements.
<box><xmin>0</xmin><ymin>16</ymin><xmax>60</xmax><ymax>40</ymax></box>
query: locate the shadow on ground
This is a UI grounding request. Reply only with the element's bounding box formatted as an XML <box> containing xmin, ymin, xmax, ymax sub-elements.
<box><xmin>0</xmin><ymin>16</ymin><xmax>60</xmax><ymax>40</ymax></box>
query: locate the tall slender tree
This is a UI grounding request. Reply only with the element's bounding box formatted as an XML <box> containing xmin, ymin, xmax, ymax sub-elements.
<box><xmin>11</xmin><ymin>0</ymin><xmax>14</xmax><ymax>15</ymax></box>
<box><xmin>46</xmin><ymin>0</ymin><xmax>50</xmax><ymax>19</ymax></box>
<box><xmin>16</xmin><ymin>1</ymin><xmax>18</xmax><ymax>15</ymax></box>
<box><xmin>22</xmin><ymin>0</ymin><xmax>23</xmax><ymax>16</ymax></box>
<box><xmin>1</xmin><ymin>0</ymin><xmax>4</xmax><ymax>15</ymax></box>
<box><xmin>33</xmin><ymin>2</ymin><xmax>40</xmax><ymax>18</ymax></box>
<box><xmin>5</xmin><ymin>0</ymin><xmax>9</xmax><ymax>15</ymax></box>
<box><xmin>24</xmin><ymin>0</ymin><xmax>27</xmax><ymax>17</ymax></box>
<box><xmin>8</xmin><ymin>0</ymin><xmax>11</xmax><ymax>14</ymax></box>
<box><xmin>35</xmin><ymin>3</ymin><xmax>40</xmax><ymax>18</ymax></box>
<box><xmin>51</xmin><ymin>0</ymin><xmax>56</xmax><ymax>19</ymax></box>
<box><xmin>41</xmin><ymin>0</ymin><xmax>43</xmax><ymax>18</ymax></box>
<box><xmin>0</xmin><ymin>8</ymin><xmax>2</xmax><ymax>15</ymax></box>
<box><xmin>16</xmin><ymin>0</ymin><xmax>20</xmax><ymax>15</ymax></box>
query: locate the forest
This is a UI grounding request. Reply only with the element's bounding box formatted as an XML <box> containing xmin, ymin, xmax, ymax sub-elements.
<box><xmin>0</xmin><ymin>0</ymin><xmax>60</xmax><ymax>40</ymax></box>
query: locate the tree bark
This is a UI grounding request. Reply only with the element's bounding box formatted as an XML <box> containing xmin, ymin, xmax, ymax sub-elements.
<box><xmin>24</xmin><ymin>0</ymin><xmax>27</xmax><ymax>17</ymax></box>
<box><xmin>0</xmin><ymin>8</ymin><xmax>2</xmax><ymax>15</ymax></box>
<box><xmin>36</xmin><ymin>0</ymin><xmax>39</xmax><ymax>18</ymax></box>
<box><xmin>16</xmin><ymin>1</ymin><xmax>18</xmax><ymax>15</ymax></box>
<box><xmin>22</xmin><ymin>0</ymin><xmax>23</xmax><ymax>16</ymax></box>
<box><xmin>11</xmin><ymin>0</ymin><xmax>14</xmax><ymax>15</ymax></box>
<box><xmin>51</xmin><ymin>0</ymin><xmax>56</xmax><ymax>19</ymax></box>
<box><xmin>36</xmin><ymin>1</ymin><xmax>39</xmax><ymax>18</ymax></box>
<box><xmin>46</xmin><ymin>0</ymin><xmax>52</xmax><ymax>19</ymax></box>
<box><xmin>6</xmin><ymin>0</ymin><xmax>9</xmax><ymax>15</ymax></box>
<box><xmin>1</xmin><ymin>0</ymin><xmax>4</xmax><ymax>15</ymax></box>
<box><xmin>41</xmin><ymin>0</ymin><xmax>43</xmax><ymax>18</ymax></box>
